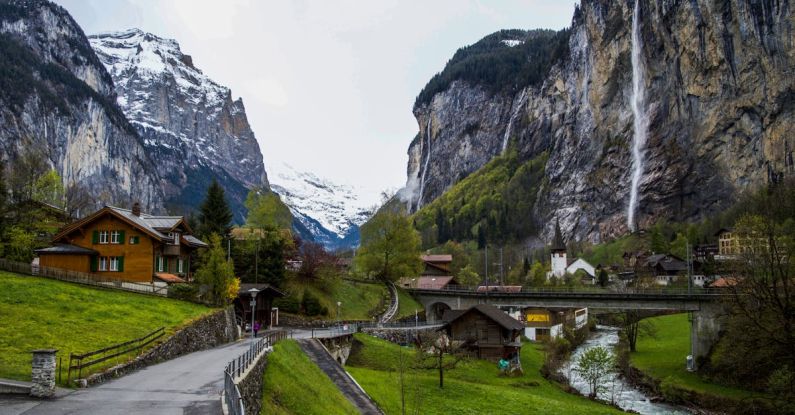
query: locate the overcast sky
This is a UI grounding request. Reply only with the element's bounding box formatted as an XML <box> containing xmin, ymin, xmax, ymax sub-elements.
<box><xmin>56</xmin><ymin>0</ymin><xmax>576</xmax><ymax>206</ymax></box>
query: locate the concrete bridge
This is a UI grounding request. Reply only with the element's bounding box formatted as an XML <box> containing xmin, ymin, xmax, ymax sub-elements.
<box><xmin>407</xmin><ymin>287</ymin><xmax>728</xmax><ymax>366</ymax></box>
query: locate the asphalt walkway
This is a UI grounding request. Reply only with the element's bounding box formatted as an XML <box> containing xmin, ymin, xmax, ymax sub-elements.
<box><xmin>0</xmin><ymin>339</ymin><xmax>256</xmax><ymax>415</ymax></box>
<box><xmin>297</xmin><ymin>339</ymin><xmax>383</xmax><ymax>415</ymax></box>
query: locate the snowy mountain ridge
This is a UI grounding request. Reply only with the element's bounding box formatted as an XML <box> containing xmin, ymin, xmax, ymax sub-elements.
<box><xmin>270</xmin><ymin>164</ymin><xmax>374</xmax><ymax>250</ymax></box>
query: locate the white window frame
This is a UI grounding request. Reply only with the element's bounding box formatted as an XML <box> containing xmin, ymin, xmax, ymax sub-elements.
<box><xmin>169</xmin><ymin>232</ymin><xmax>180</xmax><ymax>246</ymax></box>
<box><xmin>99</xmin><ymin>256</ymin><xmax>107</xmax><ymax>271</ymax></box>
<box><xmin>156</xmin><ymin>256</ymin><xmax>164</xmax><ymax>272</ymax></box>
<box><xmin>110</xmin><ymin>230</ymin><xmax>121</xmax><ymax>244</ymax></box>
<box><xmin>99</xmin><ymin>230</ymin><xmax>109</xmax><ymax>244</ymax></box>
<box><xmin>110</xmin><ymin>257</ymin><xmax>119</xmax><ymax>272</ymax></box>
<box><xmin>177</xmin><ymin>258</ymin><xmax>184</xmax><ymax>274</ymax></box>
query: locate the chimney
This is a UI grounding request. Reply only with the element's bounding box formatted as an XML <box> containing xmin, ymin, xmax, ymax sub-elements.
<box><xmin>132</xmin><ymin>202</ymin><xmax>141</xmax><ymax>217</ymax></box>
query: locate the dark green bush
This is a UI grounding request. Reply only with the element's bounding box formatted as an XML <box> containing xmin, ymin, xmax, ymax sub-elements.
<box><xmin>167</xmin><ymin>283</ymin><xmax>199</xmax><ymax>302</ymax></box>
<box><xmin>273</xmin><ymin>296</ymin><xmax>300</xmax><ymax>314</ymax></box>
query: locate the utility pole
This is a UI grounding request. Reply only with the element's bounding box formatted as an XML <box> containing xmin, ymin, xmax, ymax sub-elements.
<box><xmin>484</xmin><ymin>245</ymin><xmax>489</xmax><ymax>286</ymax></box>
<box><xmin>686</xmin><ymin>242</ymin><xmax>693</xmax><ymax>294</ymax></box>
<box><xmin>499</xmin><ymin>248</ymin><xmax>504</xmax><ymax>286</ymax></box>
<box><xmin>255</xmin><ymin>238</ymin><xmax>259</xmax><ymax>284</ymax></box>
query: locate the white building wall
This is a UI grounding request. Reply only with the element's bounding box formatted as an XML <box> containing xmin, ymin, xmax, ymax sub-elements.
<box><xmin>550</xmin><ymin>252</ymin><xmax>567</xmax><ymax>278</ymax></box>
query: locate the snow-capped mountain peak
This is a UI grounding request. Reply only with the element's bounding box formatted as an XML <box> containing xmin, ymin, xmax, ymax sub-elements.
<box><xmin>270</xmin><ymin>164</ymin><xmax>373</xmax><ymax>250</ymax></box>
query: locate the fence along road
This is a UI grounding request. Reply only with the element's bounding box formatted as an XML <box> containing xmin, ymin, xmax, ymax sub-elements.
<box><xmin>9</xmin><ymin>339</ymin><xmax>256</xmax><ymax>415</ymax></box>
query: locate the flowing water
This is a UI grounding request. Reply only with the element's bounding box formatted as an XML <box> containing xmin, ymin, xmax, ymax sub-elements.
<box><xmin>501</xmin><ymin>89</ymin><xmax>527</xmax><ymax>154</ymax></box>
<box><xmin>416</xmin><ymin>118</ymin><xmax>432</xmax><ymax>210</ymax></box>
<box><xmin>560</xmin><ymin>326</ymin><xmax>691</xmax><ymax>415</ymax></box>
<box><xmin>627</xmin><ymin>0</ymin><xmax>648</xmax><ymax>232</ymax></box>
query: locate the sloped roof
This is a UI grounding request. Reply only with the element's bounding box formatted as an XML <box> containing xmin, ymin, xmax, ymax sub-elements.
<box><xmin>442</xmin><ymin>309</ymin><xmax>466</xmax><ymax>322</ymax></box>
<box><xmin>415</xmin><ymin>276</ymin><xmax>458</xmax><ymax>289</ymax></box>
<box><xmin>183</xmin><ymin>235</ymin><xmax>208</xmax><ymax>248</ymax></box>
<box><xmin>422</xmin><ymin>254</ymin><xmax>452</xmax><ymax>263</ymax></box>
<box><xmin>154</xmin><ymin>273</ymin><xmax>186</xmax><ymax>284</ymax></box>
<box><xmin>449</xmin><ymin>304</ymin><xmax>524</xmax><ymax>331</ymax></box>
<box><xmin>35</xmin><ymin>244</ymin><xmax>98</xmax><ymax>255</ymax></box>
<box><xmin>645</xmin><ymin>254</ymin><xmax>687</xmax><ymax>272</ymax></box>
<box><xmin>238</xmin><ymin>283</ymin><xmax>286</xmax><ymax>298</ymax></box>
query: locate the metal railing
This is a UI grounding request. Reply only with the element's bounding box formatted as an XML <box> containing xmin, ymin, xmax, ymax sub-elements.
<box><xmin>358</xmin><ymin>321</ymin><xmax>445</xmax><ymax>330</ymax></box>
<box><xmin>224</xmin><ymin>331</ymin><xmax>290</xmax><ymax>415</ymax></box>
<box><xmin>379</xmin><ymin>282</ymin><xmax>399</xmax><ymax>323</ymax></box>
<box><xmin>309</xmin><ymin>323</ymin><xmax>359</xmax><ymax>338</ymax></box>
<box><xmin>0</xmin><ymin>258</ymin><xmax>168</xmax><ymax>296</ymax></box>
<box><xmin>67</xmin><ymin>327</ymin><xmax>165</xmax><ymax>384</ymax></box>
<box><xmin>405</xmin><ymin>284</ymin><xmax>729</xmax><ymax>297</ymax></box>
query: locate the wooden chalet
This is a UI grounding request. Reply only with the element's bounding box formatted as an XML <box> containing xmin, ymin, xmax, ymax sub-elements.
<box><xmin>443</xmin><ymin>304</ymin><xmax>524</xmax><ymax>362</ymax></box>
<box><xmin>235</xmin><ymin>283</ymin><xmax>285</xmax><ymax>329</ymax></box>
<box><xmin>421</xmin><ymin>254</ymin><xmax>452</xmax><ymax>276</ymax></box>
<box><xmin>35</xmin><ymin>203</ymin><xmax>207</xmax><ymax>284</ymax></box>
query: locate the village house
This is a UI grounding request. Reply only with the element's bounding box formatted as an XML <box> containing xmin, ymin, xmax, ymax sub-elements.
<box><xmin>442</xmin><ymin>304</ymin><xmax>524</xmax><ymax>362</ymax></box>
<box><xmin>35</xmin><ymin>203</ymin><xmax>207</xmax><ymax>284</ymax></box>
<box><xmin>644</xmin><ymin>253</ymin><xmax>688</xmax><ymax>285</ymax></box>
<box><xmin>523</xmin><ymin>307</ymin><xmax>588</xmax><ymax>342</ymax></box>
<box><xmin>399</xmin><ymin>254</ymin><xmax>460</xmax><ymax>290</ymax></box>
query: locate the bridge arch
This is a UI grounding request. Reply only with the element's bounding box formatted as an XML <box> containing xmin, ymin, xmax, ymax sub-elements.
<box><xmin>426</xmin><ymin>301</ymin><xmax>454</xmax><ymax>323</ymax></box>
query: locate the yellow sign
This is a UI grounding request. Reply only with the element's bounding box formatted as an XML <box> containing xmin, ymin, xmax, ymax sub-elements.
<box><xmin>526</xmin><ymin>314</ymin><xmax>550</xmax><ymax>323</ymax></box>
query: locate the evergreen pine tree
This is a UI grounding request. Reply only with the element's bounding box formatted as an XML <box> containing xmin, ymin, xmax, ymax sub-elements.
<box><xmin>197</xmin><ymin>180</ymin><xmax>233</xmax><ymax>239</ymax></box>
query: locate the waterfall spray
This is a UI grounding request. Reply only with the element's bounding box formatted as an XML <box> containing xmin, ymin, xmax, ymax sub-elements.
<box><xmin>501</xmin><ymin>89</ymin><xmax>527</xmax><ymax>154</ymax></box>
<box><xmin>416</xmin><ymin>118</ymin><xmax>432</xmax><ymax>210</ymax></box>
<box><xmin>627</xmin><ymin>0</ymin><xmax>648</xmax><ymax>232</ymax></box>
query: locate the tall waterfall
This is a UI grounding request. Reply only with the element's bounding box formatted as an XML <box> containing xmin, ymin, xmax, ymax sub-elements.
<box><xmin>501</xmin><ymin>89</ymin><xmax>527</xmax><ymax>154</ymax></box>
<box><xmin>627</xmin><ymin>0</ymin><xmax>648</xmax><ymax>232</ymax></box>
<box><xmin>416</xmin><ymin>118</ymin><xmax>432</xmax><ymax>210</ymax></box>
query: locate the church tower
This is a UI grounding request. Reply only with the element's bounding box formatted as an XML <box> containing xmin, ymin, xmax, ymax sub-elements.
<box><xmin>550</xmin><ymin>218</ymin><xmax>567</xmax><ymax>278</ymax></box>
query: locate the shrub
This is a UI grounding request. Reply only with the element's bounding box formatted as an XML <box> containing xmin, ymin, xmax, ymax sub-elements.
<box><xmin>273</xmin><ymin>296</ymin><xmax>300</xmax><ymax>314</ymax></box>
<box><xmin>301</xmin><ymin>291</ymin><xmax>326</xmax><ymax>316</ymax></box>
<box><xmin>167</xmin><ymin>283</ymin><xmax>199</xmax><ymax>302</ymax></box>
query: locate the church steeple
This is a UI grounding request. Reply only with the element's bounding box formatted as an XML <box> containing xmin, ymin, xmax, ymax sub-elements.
<box><xmin>552</xmin><ymin>218</ymin><xmax>566</xmax><ymax>253</ymax></box>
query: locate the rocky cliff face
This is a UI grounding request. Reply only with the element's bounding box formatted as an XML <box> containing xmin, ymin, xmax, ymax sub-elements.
<box><xmin>407</xmin><ymin>0</ymin><xmax>794</xmax><ymax>242</ymax></box>
<box><xmin>89</xmin><ymin>29</ymin><xmax>269</xmax><ymax>222</ymax></box>
<box><xmin>0</xmin><ymin>0</ymin><xmax>163</xmax><ymax>211</ymax></box>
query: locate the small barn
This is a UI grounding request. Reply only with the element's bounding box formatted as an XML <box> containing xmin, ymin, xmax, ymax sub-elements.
<box><xmin>443</xmin><ymin>304</ymin><xmax>524</xmax><ymax>362</ymax></box>
<box><xmin>234</xmin><ymin>283</ymin><xmax>285</xmax><ymax>330</ymax></box>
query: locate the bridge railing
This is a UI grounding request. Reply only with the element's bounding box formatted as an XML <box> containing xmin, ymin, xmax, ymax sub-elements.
<box><xmin>405</xmin><ymin>285</ymin><xmax>728</xmax><ymax>296</ymax></box>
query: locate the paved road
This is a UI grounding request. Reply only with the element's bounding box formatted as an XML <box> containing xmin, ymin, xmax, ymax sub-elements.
<box><xmin>298</xmin><ymin>339</ymin><xmax>382</xmax><ymax>415</ymax></box>
<box><xmin>1</xmin><ymin>339</ymin><xmax>257</xmax><ymax>415</ymax></box>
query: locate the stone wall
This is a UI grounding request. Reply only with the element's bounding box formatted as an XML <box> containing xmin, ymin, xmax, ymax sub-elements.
<box><xmin>236</xmin><ymin>351</ymin><xmax>269</xmax><ymax>415</ymax></box>
<box><xmin>362</xmin><ymin>327</ymin><xmax>441</xmax><ymax>345</ymax></box>
<box><xmin>80</xmin><ymin>306</ymin><xmax>238</xmax><ymax>386</ymax></box>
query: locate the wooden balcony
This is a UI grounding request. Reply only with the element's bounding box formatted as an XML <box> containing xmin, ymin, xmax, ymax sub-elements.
<box><xmin>163</xmin><ymin>244</ymin><xmax>181</xmax><ymax>256</ymax></box>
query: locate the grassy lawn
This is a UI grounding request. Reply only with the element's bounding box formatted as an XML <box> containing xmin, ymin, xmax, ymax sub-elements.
<box><xmin>632</xmin><ymin>313</ymin><xmax>753</xmax><ymax>398</ymax></box>
<box><xmin>393</xmin><ymin>286</ymin><xmax>423</xmax><ymax>320</ymax></box>
<box><xmin>284</xmin><ymin>278</ymin><xmax>388</xmax><ymax>321</ymax></box>
<box><xmin>261</xmin><ymin>339</ymin><xmax>357</xmax><ymax>415</ymax></box>
<box><xmin>346</xmin><ymin>334</ymin><xmax>623</xmax><ymax>415</ymax></box>
<box><xmin>0</xmin><ymin>271</ymin><xmax>213</xmax><ymax>384</ymax></box>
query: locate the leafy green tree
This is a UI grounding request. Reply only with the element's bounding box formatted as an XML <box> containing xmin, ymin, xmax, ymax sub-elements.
<box><xmin>231</xmin><ymin>227</ymin><xmax>293</xmax><ymax>287</ymax></box>
<box><xmin>528</xmin><ymin>261</ymin><xmax>547</xmax><ymax>287</ymax></box>
<box><xmin>669</xmin><ymin>232</ymin><xmax>689</xmax><ymax>259</ymax></box>
<box><xmin>32</xmin><ymin>170</ymin><xmax>64</xmax><ymax>207</ymax></box>
<box><xmin>8</xmin><ymin>150</ymin><xmax>48</xmax><ymax>205</ymax></box>
<box><xmin>456</xmin><ymin>264</ymin><xmax>480</xmax><ymax>286</ymax></box>
<box><xmin>197</xmin><ymin>180</ymin><xmax>233</xmax><ymax>239</ymax></box>
<box><xmin>649</xmin><ymin>224</ymin><xmax>669</xmax><ymax>254</ymax></box>
<box><xmin>355</xmin><ymin>207</ymin><xmax>422</xmax><ymax>282</ymax></box>
<box><xmin>574</xmin><ymin>346</ymin><xmax>615</xmax><ymax>398</ymax></box>
<box><xmin>245</xmin><ymin>188</ymin><xmax>292</xmax><ymax>230</ymax></box>
<box><xmin>195</xmin><ymin>234</ymin><xmax>239</xmax><ymax>306</ymax></box>
<box><xmin>4</xmin><ymin>226</ymin><xmax>36</xmax><ymax>263</ymax></box>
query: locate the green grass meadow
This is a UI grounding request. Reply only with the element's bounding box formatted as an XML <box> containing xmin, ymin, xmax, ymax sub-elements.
<box><xmin>632</xmin><ymin>313</ymin><xmax>752</xmax><ymax>398</ymax></box>
<box><xmin>0</xmin><ymin>271</ymin><xmax>212</xmax><ymax>383</ymax></box>
<box><xmin>261</xmin><ymin>339</ymin><xmax>358</xmax><ymax>415</ymax></box>
<box><xmin>346</xmin><ymin>334</ymin><xmax>623</xmax><ymax>415</ymax></box>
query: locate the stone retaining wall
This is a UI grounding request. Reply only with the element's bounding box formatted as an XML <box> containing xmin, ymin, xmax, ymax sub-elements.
<box><xmin>236</xmin><ymin>351</ymin><xmax>269</xmax><ymax>415</ymax></box>
<box><xmin>80</xmin><ymin>306</ymin><xmax>238</xmax><ymax>387</ymax></box>
<box><xmin>362</xmin><ymin>327</ymin><xmax>441</xmax><ymax>345</ymax></box>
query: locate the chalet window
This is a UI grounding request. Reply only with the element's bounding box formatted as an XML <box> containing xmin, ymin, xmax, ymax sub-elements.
<box><xmin>156</xmin><ymin>256</ymin><xmax>164</xmax><ymax>272</ymax></box>
<box><xmin>110</xmin><ymin>230</ymin><xmax>120</xmax><ymax>244</ymax></box>
<box><xmin>99</xmin><ymin>230</ymin><xmax>109</xmax><ymax>244</ymax></box>
<box><xmin>99</xmin><ymin>257</ymin><xmax>107</xmax><ymax>271</ymax></box>
<box><xmin>169</xmin><ymin>232</ymin><xmax>180</xmax><ymax>246</ymax></box>
<box><xmin>110</xmin><ymin>257</ymin><xmax>119</xmax><ymax>271</ymax></box>
<box><xmin>177</xmin><ymin>258</ymin><xmax>184</xmax><ymax>274</ymax></box>
<box><xmin>129</xmin><ymin>235</ymin><xmax>140</xmax><ymax>244</ymax></box>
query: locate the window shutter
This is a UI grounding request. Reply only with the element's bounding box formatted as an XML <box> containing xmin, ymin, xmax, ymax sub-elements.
<box><xmin>119</xmin><ymin>230</ymin><xmax>125</xmax><ymax>244</ymax></box>
<box><xmin>90</xmin><ymin>256</ymin><xmax>98</xmax><ymax>272</ymax></box>
<box><xmin>118</xmin><ymin>257</ymin><xmax>124</xmax><ymax>272</ymax></box>
<box><xmin>164</xmin><ymin>257</ymin><xmax>169</xmax><ymax>272</ymax></box>
<box><xmin>92</xmin><ymin>231</ymin><xmax>99</xmax><ymax>244</ymax></box>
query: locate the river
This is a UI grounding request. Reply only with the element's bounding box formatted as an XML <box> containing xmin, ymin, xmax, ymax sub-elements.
<box><xmin>559</xmin><ymin>326</ymin><xmax>691</xmax><ymax>415</ymax></box>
